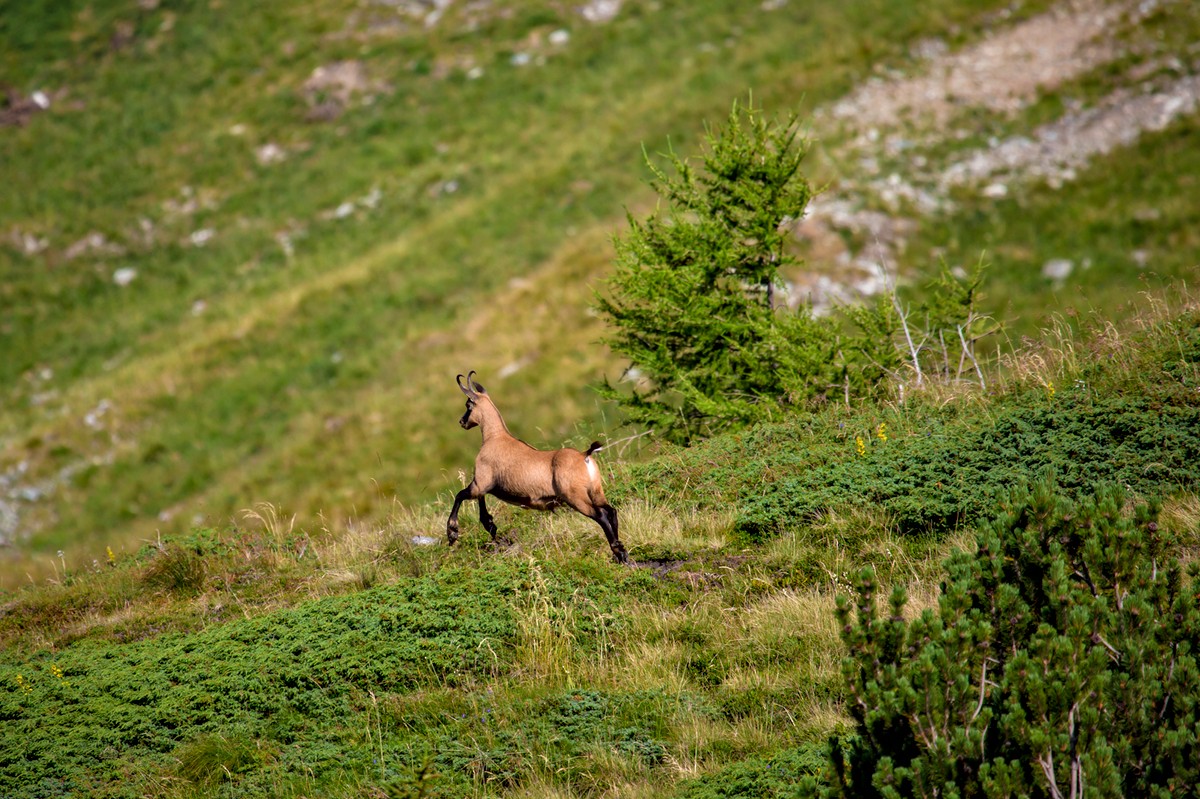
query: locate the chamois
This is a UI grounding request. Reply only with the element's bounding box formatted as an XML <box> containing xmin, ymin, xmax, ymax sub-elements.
<box><xmin>446</xmin><ymin>371</ymin><xmax>629</xmax><ymax>564</ymax></box>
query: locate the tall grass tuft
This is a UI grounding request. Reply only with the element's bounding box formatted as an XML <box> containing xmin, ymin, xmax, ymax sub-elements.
<box><xmin>512</xmin><ymin>558</ymin><xmax>578</xmax><ymax>686</ymax></box>
<box><xmin>143</xmin><ymin>543</ymin><xmax>207</xmax><ymax>597</ymax></box>
<box><xmin>175</xmin><ymin>731</ymin><xmax>272</xmax><ymax>786</ymax></box>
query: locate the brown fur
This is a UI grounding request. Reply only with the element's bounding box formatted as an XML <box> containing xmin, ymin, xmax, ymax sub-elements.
<box><xmin>446</xmin><ymin>371</ymin><xmax>628</xmax><ymax>564</ymax></box>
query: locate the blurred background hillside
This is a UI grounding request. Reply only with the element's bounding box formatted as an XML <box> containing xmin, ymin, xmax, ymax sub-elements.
<box><xmin>3</xmin><ymin>0</ymin><xmax>1198</xmax><ymax>587</ymax></box>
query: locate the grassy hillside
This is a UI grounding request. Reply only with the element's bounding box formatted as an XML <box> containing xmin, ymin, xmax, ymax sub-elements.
<box><xmin>0</xmin><ymin>292</ymin><xmax>1196</xmax><ymax>798</ymax></box>
<box><xmin>2</xmin><ymin>0</ymin><xmax>1199</xmax><ymax>793</ymax></box>
<box><xmin>3</xmin><ymin>0</ymin><xmax>1198</xmax><ymax>585</ymax></box>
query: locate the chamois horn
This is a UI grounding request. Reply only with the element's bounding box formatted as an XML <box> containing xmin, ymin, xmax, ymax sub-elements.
<box><xmin>457</xmin><ymin>370</ymin><xmax>486</xmax><ymax>397</ymax></box>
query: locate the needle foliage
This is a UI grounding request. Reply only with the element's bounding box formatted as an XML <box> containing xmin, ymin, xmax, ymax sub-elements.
<box><xmin>817</xmin><ymin>478</ymin><xmax>1200</xmax><ymax>799</ymax></box>
<box><xmin>596</xmin><ymin>100</ymin><xmax>839</xmax><ymax>444</ymax></box>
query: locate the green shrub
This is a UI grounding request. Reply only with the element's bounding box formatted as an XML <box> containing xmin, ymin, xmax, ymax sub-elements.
<box><xmin>431</xmin><ymin>688</ymin><xmax>674</xmax><ymax>792</ymax></box>
<box><xmin>735</xmin><ymin>390</ymin><xmax>1200</xmax><ymax>539</ymax></box>
<box><xmin>676</xmin><ymin>744</ymin><xmax>827</xmax><ymax>798</ymax></box>
<box><xmin>816</xmin><ymin>478</ymin><xmax>1200</xmax><ymax>798</ymax></box>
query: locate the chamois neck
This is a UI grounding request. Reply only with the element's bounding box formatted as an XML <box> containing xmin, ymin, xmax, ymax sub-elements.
<box><xmin>477</xmin><ymin>400</ymin><xmax>511</xmax><ymax>441</ymax></box>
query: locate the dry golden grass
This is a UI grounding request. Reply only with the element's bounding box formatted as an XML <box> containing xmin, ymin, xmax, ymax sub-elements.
<box><xmin>738</xmin><ymin>588</ymin><xmax>841</xmax><ymax>673</ymax></box>
<box><xmin>516</xmin><ymin>771</ymin><xmax>661</xmax><ymax>799</ymax></box>
<box><xmin>512</xmin><ymin>557</ymin><xmax>582</xmax><ymax>686</ymax></box>
<box><xmin>1161</xmin><ymin>493</ymin><xmax>1200</xmax><ymax>567</ymax></box>
<box><xmin>619</xmin><ymin>500</ymin><xmax>733</xmax><ymax>555</ymax></box>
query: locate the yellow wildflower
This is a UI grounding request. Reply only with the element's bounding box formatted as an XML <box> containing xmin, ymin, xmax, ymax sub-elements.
<box><xmin>877</xmin><ymin>423</ymin><xmax>888</xmax><ymax>442</ymax></box>
<box><xmin>855</xmin><ymin>436</ymin><xmax>866</xmax><ymax>457</ymax></box>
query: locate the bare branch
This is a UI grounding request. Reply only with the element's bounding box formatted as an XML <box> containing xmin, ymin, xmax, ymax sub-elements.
<box><xmin>875</xmin><ymin>237</ymin><xmax>924</xmax><ymax>388</ymax></box>
<box><xmin>1038</xmin><ymin>752</ymin><xmax>1065</xmax><ymax>799</ymax></box>
<box><xmin>958</xmin><ymin>323</ymin><xmax>986</xmax><ymax>388</ymax></box>
<box><xmin>971</xmin><ymin>660</ymin><xmax>989</xmax><ymax>722</ymax></box>
<box><xmin>606</xmin><ymin>428</ymin><xmax>654</xmax><ymax>456</ymax></box>
<box><xmin>1091</xmin><ymin>631</ymin><xmax>1122</xmax><ymax>663</ymax></box>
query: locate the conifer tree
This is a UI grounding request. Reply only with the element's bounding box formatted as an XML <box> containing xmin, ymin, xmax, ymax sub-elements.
<box><xmin>595</xmin><ymin>100</ymin><xmax>837</xmax><ymax>444</ymax></box>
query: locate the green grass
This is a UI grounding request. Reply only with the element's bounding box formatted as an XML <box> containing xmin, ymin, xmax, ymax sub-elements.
<box><xmin>2</xmin><ymin>0</ymin><xmax>1200</xmax><ymax>795</ymax></box>
<box><xmin>6</xmin><ymin>0</ymin><xmax>1198</xmax><ymax>584</ymax></box>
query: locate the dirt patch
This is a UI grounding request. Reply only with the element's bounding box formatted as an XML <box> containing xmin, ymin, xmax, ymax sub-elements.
<box><xmin>1</xmin><ymin>86</ymin><xmax>51</xmax><ymax>128</ymax></box>
<box><xmin>824</xmin><ymin>0</ymin><xmax>1133</xmax><ymax>139</ymax></box>
<box><xmin>301</xmin><ymin>60</ymin><xmax>391</xmax><ymax>121</ymax></box>
<box><xmin>791</xmin><ymin>0</ymin><xmax>1198</xmax><ymax>303</ymax></box>
<box><xmin>634</xmin><ymin>558</ymin><xmax>686</xmax><ymax>577</ymax></box>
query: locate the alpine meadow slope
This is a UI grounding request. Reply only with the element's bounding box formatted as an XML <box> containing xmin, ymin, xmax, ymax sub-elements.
<box><xmin>2</xmin><ymin>0</ymin><xmax>1200</xmax><ymax>796</ymax></box>
<box><xmin>3</xmin><ymin>0</ymin><xmax>1198</xmax><ymax>582</ymax></box>
<box><xmin>1</xmin><ymin>282</ymin><xmax>1197</xmax><ymax>798</ymax></box>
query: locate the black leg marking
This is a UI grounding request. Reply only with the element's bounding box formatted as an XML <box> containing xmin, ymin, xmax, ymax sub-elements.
<box><xmin>479</xmin><ymin>495</ymin><xmax>499</xmax><ymax>540</ymax></box>
<box><xmin>447</xmin><ymin>486</ymin><xmax>475</xmax><ymax>545</ymax></box>
<box><xmin>596</xmin><ymin>505</ymin><xmax>629</xmax><ymax>564</ymax></box>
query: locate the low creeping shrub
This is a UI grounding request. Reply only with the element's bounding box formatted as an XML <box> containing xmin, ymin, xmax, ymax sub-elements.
<box><xmin>734</xmin><ymin>386</ymin><xmax>1200</xmax><ymax>540</ymax></box>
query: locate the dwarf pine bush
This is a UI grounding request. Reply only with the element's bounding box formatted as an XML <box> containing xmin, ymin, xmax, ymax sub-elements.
<box><xmin>817</xmin><ymin>478</ymin><xmax>1200</xmax><ymax>798</ymax></box>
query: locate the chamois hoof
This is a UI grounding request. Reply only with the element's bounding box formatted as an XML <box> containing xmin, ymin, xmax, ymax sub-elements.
<box><xmin>612</xmin><ymin>547</ymin><xmax>630</xmax><ymax>565</ymax></box>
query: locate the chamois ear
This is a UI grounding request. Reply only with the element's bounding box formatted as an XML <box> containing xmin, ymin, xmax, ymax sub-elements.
<box><xmin>467</xmin><ymin>370</ymin><xmax>486</xmax><ymax>395</ymax></box>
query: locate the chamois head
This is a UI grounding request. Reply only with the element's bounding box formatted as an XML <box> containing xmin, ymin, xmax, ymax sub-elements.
<box><xmin>456</xmin><ymin>370</ymin><xmax>487</xmax><ymax>430</ymax></box>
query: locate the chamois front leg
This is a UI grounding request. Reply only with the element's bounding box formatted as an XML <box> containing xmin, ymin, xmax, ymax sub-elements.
<box><xmin>447</xmin><ymin>482</ymin><xmax>482</xmax><ymax>545</ymax></box>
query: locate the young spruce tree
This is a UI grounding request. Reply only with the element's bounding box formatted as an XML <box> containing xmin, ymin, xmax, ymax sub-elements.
<box><xmin>596</xmin><ymin>100</ymin><xmax>836</xmax><ymax>444</ymax></box>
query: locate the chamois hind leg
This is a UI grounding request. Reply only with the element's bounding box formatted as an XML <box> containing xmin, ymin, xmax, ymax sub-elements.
<box><xmin>594</xmin><ymin>504</ymin><xmax>628</xmax><ymax>565</ymax></box>
<box><xmin>447</xmin><ymin>481</ymin><xmax>483</xmax><ymax>545</ymax></box>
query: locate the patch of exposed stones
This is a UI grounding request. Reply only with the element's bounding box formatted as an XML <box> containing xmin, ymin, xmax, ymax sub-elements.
<box><xmin>825</xmin><ymin>0</ymin><xmax>1135</xmax><ymax>141</ymax></box>
<box><xmin>940</xmin><ymin>71</ymin><xmax>1200</xmax><ymax>190</ymax></box>
<box><xmin>790</xmin><ymin>0</ymin><xmax>1200</xmax><ymax>314</ymax></box>
<box><xmin>5</xmin><ymin>182</ymin><xmax>227</xmax><ymax>291</ymax></box>
<box><xmin>337</xmin><ymin>0</ymin><xmax>621</xmax><ymax>45</ymax></box>
<box><xmin>0</xmin><ymin>450</ymin><xmax>115</xmax><ymax>548</ymax></box>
